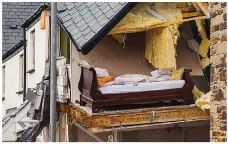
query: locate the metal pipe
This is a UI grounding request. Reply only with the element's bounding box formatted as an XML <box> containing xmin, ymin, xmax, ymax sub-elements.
<box><xmin>23</xmin><ymin>28</ymin><xmax>26</xmax><ymax>101</ymax></box>
<box><xmin>50</xmin><ymin>2</ymin><xmax>57</xmax><ymax>142</ymax></box>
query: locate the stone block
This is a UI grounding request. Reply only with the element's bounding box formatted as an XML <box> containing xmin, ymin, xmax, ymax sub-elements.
<box><xmin>211</xmin><ymin>14</ymin><xmax>224</xmax><ymax>26</ymax></box>
<box><xmin>214</xmin><ymin>89</ymin><xmax>225</xmax><ymax>101</ymax></box>
<box><xmin>215</xmin><ymin>41</ymin><xmax>227</xmax><ymax>54</ymax></box>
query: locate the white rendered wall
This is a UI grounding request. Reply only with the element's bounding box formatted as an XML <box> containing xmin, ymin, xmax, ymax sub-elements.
<box><xmin>2</xmin><ymin>50</ymin><xmax>24</xmax><ymax>117</ymax></box>
<box><xmin>26</xmin><ymin>17</ymin><xmax>49</xmax><ymax>91</ymax></box>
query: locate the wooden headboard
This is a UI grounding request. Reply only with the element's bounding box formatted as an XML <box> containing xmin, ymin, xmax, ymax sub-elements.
<box><xmin>78</xmin><ymin>61</ymin><xmax>99</xmax><ymax>101</ymax></box>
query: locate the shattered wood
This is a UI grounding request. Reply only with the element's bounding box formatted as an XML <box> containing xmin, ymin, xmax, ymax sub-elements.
<box><xmin>59</xmin><ymin>104</ymin><xmax>209</xmax><ymax>128</ymax></box>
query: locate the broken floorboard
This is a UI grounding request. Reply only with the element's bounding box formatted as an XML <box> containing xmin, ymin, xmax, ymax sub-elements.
<box><xmin>59</xmin><ymin>104</ymin><xmax>209</xmax><ymax>129</ymax></box>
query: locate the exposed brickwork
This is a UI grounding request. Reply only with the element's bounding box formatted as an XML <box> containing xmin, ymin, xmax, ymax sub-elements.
<box><xmin>210</xmin><ymin>2</ymin><xmax>227</xmax><ymax>142</ymax></box>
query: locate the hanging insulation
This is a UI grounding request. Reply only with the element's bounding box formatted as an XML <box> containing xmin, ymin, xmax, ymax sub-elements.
<box><xmin>109</xmin><ymin>3</ymin><xmax>183</xmax><ymax>34</ymax></box>
<box><xmin>192</xmin><ymin>86</ymin><xmax>203</xmax><ymax>99</ymax></box>
<box><xmin>145</xmin><ymin>27</ymin><xmax>176</xmax><ymax>70</ymax></box>
<box><xmin>195</xmin><ymin>91</ymin><xmax>212</xmax><ymax>112</ymax></box>
<box><xmin>195</xmin><ymin>19</ymin><xmax>207</xmax><ymax>39</ymax></box>
<box><xmin>111</xmin><ymin>33</ymin><xmax>127</xmax><ymax>44</ymax></box>
<box><xmin>200</xmin><ymin>57</ymin><xmax>210</xmax><ymax>69</ymax></box>
<box><xmin>198</xmin><ymin>38</ymin><xmax>210</xmax><ymax>58</ymax></box>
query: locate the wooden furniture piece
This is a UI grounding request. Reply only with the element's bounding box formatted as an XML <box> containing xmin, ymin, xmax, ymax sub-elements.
<box><xmin>78</xmin><ymin>62</ymin><xmax>195</xmax><ymax>113</ymax></box>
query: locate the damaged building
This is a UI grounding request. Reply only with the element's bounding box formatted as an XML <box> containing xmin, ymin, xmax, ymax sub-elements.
<box><xmin>2</xmin><ymin>2</ymin><xmax>216</xmax><ymax>142</ymax></box>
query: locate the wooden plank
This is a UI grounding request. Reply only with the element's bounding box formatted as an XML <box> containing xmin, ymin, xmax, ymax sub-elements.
<box><xmin>88</xmin><ymin>119</ymin><xmax>209</xmax><ymax>133</ymax></box>
<box><xmin>192</xmin><ymin>2</ymin><xmax>200</xmax><ymax>10</ymax></box>
<box><xmin>196</xmin><ymin>2</ymin><xmax>208</xmax><ymax>16</ymax></box>
<box><xmin>180</xmin><ymin>7</ymin><xmax>194</xmax><ymax>12</ymax></box>
<box><xmin>182</xmin><ymin>12</ymin><xmax>200</xmax><ymax>18</ymax></box>
<box><xmin>176</xmin><ymin>2</ymin><xmax>188</xmax><ymax>8</ymax></box>
<box><xmin>82</xmin><ymin>108</ymin><xmax>209</xmax><ymax>128</ymax></box>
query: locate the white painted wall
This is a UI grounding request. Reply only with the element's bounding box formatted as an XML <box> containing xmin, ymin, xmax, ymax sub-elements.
<box><xmin>2</xmin><ymin>49</ymin><xmax>24</xmax><ymax>117</ymax></box>
<box><xmin>26</xmin><ymin>16</ymin><xmax>49</xmax><ymax>91</ymax></box>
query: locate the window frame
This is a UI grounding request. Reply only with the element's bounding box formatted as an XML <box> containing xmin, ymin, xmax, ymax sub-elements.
<box><xmin>30</xmin><ymin>29</ymin><xmax>35</xmax><ymax>69</ymax></box>
<box><xmin>19</xmin><ymin>54</ymin><xmax>24</xmax><ymax>91</ymax></box>
<box><xmin>2</xmin><ymin>66</ymin><xmax>5</xmax><ymax>98</ymax></box>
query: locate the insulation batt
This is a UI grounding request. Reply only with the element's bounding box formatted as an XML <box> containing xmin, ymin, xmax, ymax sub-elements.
<box><xmin>145</xmin><ymin>27</ymin><xmax>176</xmax><ymax>70</ymax></box>
<box><xmin>109</xmin><ymin>2</ymin><xmax>183</xmax><ymax>34</ymax></box>
<box><xmin>111</xmin><ymin>33</ymin><xmax>127</xmax><ymax>44</ymax></box>
<box><xmin>200</xmin><ymin>57</ymin><xmax>211</xmax><ymax>69</ymax></box>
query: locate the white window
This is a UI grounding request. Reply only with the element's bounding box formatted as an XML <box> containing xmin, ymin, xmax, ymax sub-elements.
<box><xmin>19</xmin><ymin>54</ymin><xmax>24</xmax><ymax>90</ymax></box>
<box><xmin>2</xmin><ymin>66</ymin><xmax>5</xmax><ymax>97</ymax></box>
<box><xmin>30</xmin><ymin>30</ymin><xmax>35</xmax><ymax>68</ymax></box>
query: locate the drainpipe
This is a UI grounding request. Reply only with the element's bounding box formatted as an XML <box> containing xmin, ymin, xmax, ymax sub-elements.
<box><xmin>50</xmin><ymin>2</ymin><xmax>57</xmax><ymax>142</ymax></box>
<box><xmin>23</xmin><ymin>28</ymin><xmax>27</xmax><ymax>101</ymax></box>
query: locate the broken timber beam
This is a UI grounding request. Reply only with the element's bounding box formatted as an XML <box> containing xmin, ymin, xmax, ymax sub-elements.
<box><xmin>59</xmin><ymin>104</ymin><xmax>209</xmax><ymax>128</ymax></box>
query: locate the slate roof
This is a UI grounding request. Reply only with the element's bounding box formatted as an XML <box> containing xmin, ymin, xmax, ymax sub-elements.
<box><xmin>2</xmin><ymin>100</ymin><xmax>29</xmax><ymax>127</ymax></box>
<box><xmin>58</xmin><ymin>2</ymin><xmax>137</xmax><ymax>55</ymax></box>
<box><xmin>2</xmin><ymin>2</ymin><xmax>44</xmax><ymax>55</ymax></box>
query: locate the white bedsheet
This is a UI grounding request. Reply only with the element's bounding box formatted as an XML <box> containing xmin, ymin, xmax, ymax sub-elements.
<box><xmin>99</xmin><ymin>80</ymin><xmax>186</xmax><ymax>94</ymax></box>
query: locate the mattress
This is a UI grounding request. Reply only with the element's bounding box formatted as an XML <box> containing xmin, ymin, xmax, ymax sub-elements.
<box><xmin>99</xmin><ymin>80</ymin><xmax>186</xmax><ymax>94</ymax></box>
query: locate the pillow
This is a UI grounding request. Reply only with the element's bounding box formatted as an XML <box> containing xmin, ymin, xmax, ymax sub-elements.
<box><xmin>95</xmin><ymin>68</ymin><xmax>109</xmax><ymax>77</ymax></box>
<box><xmin>159</xmin><ymin>69</ymin><xmax>172</xmax><ymax>75</ymax></box>
<box><xmin>114</xmin><ymin>74</ymin><xmax>148</xmax><ymax>85</ymax></box>
<box><xmin>154</xmin><ymin>75</ymin><xmax>171</xmax><ymax>82</ymax></box>
<box><xmin>170</xmin><ymin>67</ymin><xmax>184</xmax><ymax>80</ymax></box>
<box><xmin>150</xmin><ymin>70</ymin><xmax>162</xmax><ymax>78</ymax></box>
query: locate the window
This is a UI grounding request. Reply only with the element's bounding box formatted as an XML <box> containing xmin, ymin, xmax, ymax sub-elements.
<box><xmin>19</xmin><ymin>54</ymin><xmax>24</xmax><ymax>90</ymax></box>
<box><xmin>60</xmin><ymin>28</ymin><xmax>70</xmax><ymax>63</ymax></box>
<box><xmin>2</xmin><ymin>66</ymin><xmax>5</xmax><ymax>97</ymax></box>
<box><xmin>30</xmin><ymin>30</ymin><xmax>35</xmax><ymax>68</ymax></box>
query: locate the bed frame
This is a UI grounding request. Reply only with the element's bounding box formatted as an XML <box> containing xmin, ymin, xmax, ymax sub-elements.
<box><xmin>78</xmin><ymin>62</ymin><xmax>195</xmax><ymax>113</ymax></box>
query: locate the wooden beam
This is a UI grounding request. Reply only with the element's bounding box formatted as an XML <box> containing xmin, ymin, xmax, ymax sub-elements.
<box><xmin>59</xmin><ymin>104</ymin><xmax>209</xmax><ymax>128</ymax></box>
<box><xmin>192</xmin><ymin>2</ymin><xmax>200</xmax><ymax>10</ymax></box>
<box><xmin>196</xmin><ymin>2</ymin><xmax>208</xmax><ymax>16</ymax></box>
<box><xmin>180</xmin><ymin>7</ymin><xmax>194</xmax><ymax>12</ymax></box>
<box><xmin>88</xmin><ymin>119</ymin><xmax>209</xmax><ymax>133</ymax></box>
<box><xmin>182</xmin><ymin>12</ymin><xmax>200</xmax><ymax>18</ymax></box>
<box><xmin>176</xmin><ymin>2</ymin><xmax>188</xmax><ymax>8</ymax></box>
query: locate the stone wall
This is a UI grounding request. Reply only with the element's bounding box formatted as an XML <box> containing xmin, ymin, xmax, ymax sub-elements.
<box><xmin>210</xmin><ymin>2</ymin><xmax>227</xmax><ymax>142</ymax></box>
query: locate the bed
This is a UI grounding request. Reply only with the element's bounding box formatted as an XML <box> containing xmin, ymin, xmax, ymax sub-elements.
<box><xmin>78</xmin><ymin>62</ymin><xmax>195</xmax><ymax>113</ymax></box>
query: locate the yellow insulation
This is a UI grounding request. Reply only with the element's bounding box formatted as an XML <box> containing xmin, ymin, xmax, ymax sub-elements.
<box><xmin>195</xmin><ymin>19</ymin><xmax>207</xmax><ymax>39</ymax></box>
<box><xmin>170</xmin><ymin>67</ymin><xmax>185</xmax><ymax>80</ymax></box>
<box><xmin>111</xmin><ymin>33</ymin><xmax>127</xmax><ymax>44</ymax></box>
<box><xmin>110</xmin><ymin>2</ymin><xmax>183</xmax><ymax>34</ymax></box>
<box><xmin>192</xmin><ymin>86</ymin><xmax>203</xmax><ymax>99</ymax></box>
<box><xmin>200</xmin><ymin>57</ymin><xmax>210</xmax><ymax>69</ymax></box>
<box><xmin>198</xmin><ymin>38</ymin><xmax>210</xmax><ymax>58</ymax></box>
<box><xmin>145</xmin><ymin>27</ymin><xmax>176</xmax><ymax>70</ymax></box>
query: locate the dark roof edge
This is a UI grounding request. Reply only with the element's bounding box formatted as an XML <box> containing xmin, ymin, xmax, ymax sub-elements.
<box><xmin>81</xmin><ymin>2</ymin><xmax>138</xmax><ymax>55</ymax></box>
<box><xmin>21</xmin><ymin>3</ymin><xmax>49</xmax><ymax>28</ymax></box>
<box><xmin>2</xmin><ymin>41</ymin><xmax>23</xmax><ymax>61</ymax></box>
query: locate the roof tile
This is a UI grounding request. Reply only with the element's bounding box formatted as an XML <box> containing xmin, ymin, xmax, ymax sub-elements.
<box><xmin>106</xmin><ymin>9</ymin><xmax>115</xmax><ymax>19</ymax></box>
<box><xmin>91</xmin><ymin>22</ymin><xmax>102</xmax><ymax>32</ymax></box>
<box><xmin>2</xmin><ymin>2</ymin><xmax>42</xmax><ymax>55</ymax></box>
<box><xmin>59</xmin><ymin>2</ymin><xmax>131</xmax><ymax>50</ymax></box>
<box><xmin>102</xmin><ymin>6</ymin><xmax>111</xmax><ymax>13</ymax></box>
<box><xmin>73</xmin><ymin>31</ymin><xmax>83</xmax><ymax>40</ymax></box>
